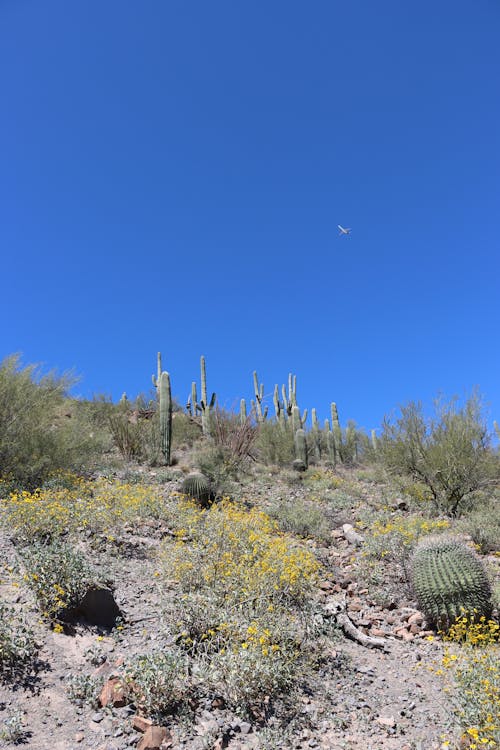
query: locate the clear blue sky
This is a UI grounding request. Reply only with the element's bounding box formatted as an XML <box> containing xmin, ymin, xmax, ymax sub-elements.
<box><xmin>1</xmin><ymin>1</ymin><xmax>499</xmax><ymax>432</ymax></box>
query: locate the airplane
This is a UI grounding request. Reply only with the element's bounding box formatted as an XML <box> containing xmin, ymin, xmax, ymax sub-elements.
<box><xmin>338</xmin><ymin>225</ymin><xmax>351</xmax><ymax>236</ymax></box>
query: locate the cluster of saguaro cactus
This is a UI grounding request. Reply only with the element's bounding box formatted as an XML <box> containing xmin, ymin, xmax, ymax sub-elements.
<box><xmin>409</xmin><ymin>535</ymin><xmax>493</xmax><ymax>629</ymax></box>
<box><xmin>150</xmin><ymin>352</ymin><xmax>351</xmax><ymax>470</ymax></box>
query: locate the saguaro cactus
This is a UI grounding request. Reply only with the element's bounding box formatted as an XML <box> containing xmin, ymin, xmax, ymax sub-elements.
<box><xmin>159</xmin><ymin>371</ymin><xmax>172</xmax><ymax>465</ymax></box>
<box><xmin>294</xmin><ymin>428</ymin><xmax>308</xmax><ymax>470</ymax></box>
<box><xmin>311</xmin><ymin>408</ymin><xmax>322</xmax><ymax>462</ymax></box>
<box><xmin>152</xmin><ymin>351</ymin><xmax>162</xmax><ymax>391</ymax></box>
<box><xmin>331</xmin><ymin>402</ymin><xmax>343</xmax><ymax>463</ymax></box>
<box><xmin>410</xmin><ymin>535</ymin><xmax>493</xmax><ymax>630</ymax></box>
<box><xmin>252</xmin><ymin>371</ymin><xmax>268</xmax><ymax>423</ymax></box>
<box><xmin>198</xmin><ymin>355</ymin><xmax>216</xmax><ymax>436</ymax></box>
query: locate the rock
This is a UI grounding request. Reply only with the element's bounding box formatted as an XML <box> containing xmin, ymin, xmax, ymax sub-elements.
<box><xmin>132</xmin><ymin>716</ymin><xmax>154</xmax><ymax>734</ymax></box>
<box><xmin>74</xmin><ymin>732</ymin><xmax>85</xmax><ymax>743</ymax></box>
<box><xmin>407</xmin><ymin>612</ymin><xmax>424</xmax><ymax>626</ymax></box>
<box><xmin>318</xmin><ymin>579</ymin><xmax>335</xmax><ymax>591</ymax></box>
<box><xmin>376</xmin><ymin>715</ymin><xmax>397</xmax><ymax>729</ymax></box>
<box><xmin>342</xmin><ymin>524</ymin><xmax>365</xmax><ymax>546</ymax></box>
<box><xmin>99</xmin><ymin>678</ymin><xmax>127</xmax><ymax>708</ymax></box>
<box><xmin>370</xmin><ymin>627</ymin><xmax>386</xmax><ymax>637</ymax></box>
<box><xmin>136</xmin><ymin>726</ymin><xmax>172</xmax><ymax>750</ymax></box>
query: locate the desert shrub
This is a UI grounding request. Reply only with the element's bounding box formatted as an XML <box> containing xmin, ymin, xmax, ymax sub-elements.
<box><xmin>3</xmin><ymin>478</ymin><xmax>166</xmax><ymax>543</ymax></box>
<box><xmin>20</xmin><ymin>540</ymin><xmax>98</xmax><ymax>625</ymax></box>
<box><xmin>172</xmin><ymin>412</ymin><xmax>203</xmax><ymax>448</ymax></box>
<box><xmin>160</xmin><ymin>497</ymin><xmax>320</xmax><ymax>715</ymax></box>
<box><xmin>107</xmin><ymin>399</ymin><xmax>161</xmax><ymax>464</ymax></box>
<box><xmin>123</xmin><ymin>650</ymin><xmax>189</xmax><ymax>719</ymax></box>
<box><xmin>67</xmin><ymin>673</ymin><xmax>101</xmax><ymax>708</ymax></box>
<box><xmin>378</xmin><ymin>392</ymin><xmax>496</xmax><ymax>516</ymax></box>
<box><xmin>0</xmin><ymin>354</ymin><xmax>100</xmax><ymax>489</ymax></box>
<box><xmin>255</xmin><ymin>421</ymin><xmax>295</xmax><ymax>466</ymax></box>
<box><xmin>439</xmin><ymin>619</ymin><xmax>500</xmax><ymax>748</ymax></box>
<box><xmin>0</xmin><ymin>604</ymin><xmax>38</xmax><ymax>682</ymax></box>
<box><xmin>267</xmin><ymin>498</ymin><xmax>331</xmax><ymax>543</ymax></box>
<box><xmin>457</xmin><ymin>495</ymin><xmax>500</xmax><ymax>554</ymax></box>
<box><xmin>0</xmin><ymin>711</ymin><xmax>29</xmax><ymax>744</ymax></box>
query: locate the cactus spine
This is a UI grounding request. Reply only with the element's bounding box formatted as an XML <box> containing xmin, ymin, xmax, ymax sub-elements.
<box><xmin>159</xmin><ymin>370</ymin><xmax>172</xmax><ymax>465</ymax></box>
<box><xmin>409</xmin><ymin>535</ymin><xmax>493</xmax><ymax>630</ymax></box>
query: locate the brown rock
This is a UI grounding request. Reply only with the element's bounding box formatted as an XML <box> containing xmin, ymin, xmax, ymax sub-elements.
<box><xmin>394</xmin><ymin>627</ymin><xmax>414</xmax><ymax>641</ymax></box>
<box><xmin>407</xmin><ymin>611</ymin><xmax>424</xmax><ymax>626</ymax></box>
<box><xmin>99</xmin><ymin>677</ymin><xmax>127</xmax><ymax>708</ymax></box>
<box><xmin>318</xmin><ymin>579</ymin><xmax>335</xmax><ymax>591</ymax></box>
<box><xmin>137</xmin><ymin>726</ymin><xmax>172</xmax><ymax>750</ymax></box>
<box><xmin>370</xmin><ymin>627</ymin><xmax>386</xmax><ymax>638</ymax></box>
<box><xmin>132</xmin><ymin>715</ymin><xmax>154</xmax><ymax>733</ymax></box>
<box><xmin>409</xmin><ymin>622</ymin><xmax>422</xmax><ymax>634</ymax></box>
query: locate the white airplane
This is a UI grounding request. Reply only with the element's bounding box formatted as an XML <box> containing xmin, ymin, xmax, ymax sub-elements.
<box><xmin>338</xmin><ymin>225</ymin><xmax>351</xmax><ymax>236</ymax></box>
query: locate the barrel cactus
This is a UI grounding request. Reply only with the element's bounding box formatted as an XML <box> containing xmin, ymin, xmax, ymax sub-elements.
<box><xmin>409</xmin><ymin>535</ymin><xmax>493</xmax><ymax>630</ymax></box>
<box><xmin>180</xmin><ymin>473</ymin><xmax>212</xmax><ymax>507</ymax></box>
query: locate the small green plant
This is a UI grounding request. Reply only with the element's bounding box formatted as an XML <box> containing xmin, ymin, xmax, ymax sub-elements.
<box><xmin>409</xmin><ymin>535</ymin><xmax>493</xmax><ymax>629</ymax></box>
<box><xmin>123</xmin><ymin>650</ymin><xmax>189</xmax><ymax>719</ymax></box>
<box><xmin>67</xmin><ymin>673</ymin><xmax>101</xmax><ymax>708</ymax></box>
<box><xmin>0</xmin><ymin>603</ymin><xmax>38</xmax><ymax>683</ymax></box>
<box><xmin>0</xmin><ymin>710</ymin><xmax>29</xmax><ymax>744</ymax></box>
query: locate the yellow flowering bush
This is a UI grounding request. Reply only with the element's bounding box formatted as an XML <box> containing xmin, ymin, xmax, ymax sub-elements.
<box><xmin>164</xmin><ymin>498</ymin><xmax>319</xmax><ymax>606</ymax></box>
<box><xmin>160</xmin><ymin>497</ymin><xmax>320</xmax><ymax>715</ymax></box>
<box><xmin>2</xmin><ymin>478</ymin><xmax>167</xmax><ymax>542</ymax></box>
<box><xmin>439</xmin><ymin>615</ymin><xmax>500</xmax><ymax>748</ymax></box>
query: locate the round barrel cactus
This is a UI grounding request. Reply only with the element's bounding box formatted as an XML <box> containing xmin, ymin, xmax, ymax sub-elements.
<box><xmin>409</xmin><ymin>535</ymin><xmax>493</xmax><ymax>630</ymax></box>
<box><xmin>179</xmin><ymin>473</ymin><xmax>212</xmax><ymax>507</ymax></box>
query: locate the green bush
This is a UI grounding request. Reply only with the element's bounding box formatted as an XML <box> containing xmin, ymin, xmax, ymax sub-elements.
<box><xmin>378</xmin><ymin>392</ymin><xmax>496</xmax><ymax>516</ymax></box>
<box><xmin>0</xmin><ymin>354</ymin><xmax>100</xmax><ymax>489</ymax></box>
<box><xmin>255</xmin><ymin>421</ymin><xmax>295</xmax><ymax>466</ymax></box>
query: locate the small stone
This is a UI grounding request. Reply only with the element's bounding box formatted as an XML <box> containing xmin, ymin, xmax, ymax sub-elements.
<box><xmin>136</xmin><ymin>726</ymin><xmax>171</xmax><ymax>750</ymax></box>
<box><xmin>239</xmin><ymin>722</ymin><xmax>252</xmax><ymax>735</ymax></box>
<box><xmin>75</xmin><ymin>733</ymin><xmax>85</xmax><ymax>743</ymax></box>
<box><xmin>92</xmin><ymin>712</ymin><xmax>104</xmax><ymax>723</ymax></box>
<box><xmin>407</xmin><ymin>612</ymin><xmax>424</xmax><ymax>626</ymax></box>
<box><xmin>376</xmin><ymin>715</ymin><xmax>397</xmax><ymax>729</ymax></box>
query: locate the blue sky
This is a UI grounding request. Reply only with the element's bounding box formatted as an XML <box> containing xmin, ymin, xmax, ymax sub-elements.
<box><xmin>1</xmin><ymin>0</ymin><xmax>499</xmax><ymax>433</ymax></box>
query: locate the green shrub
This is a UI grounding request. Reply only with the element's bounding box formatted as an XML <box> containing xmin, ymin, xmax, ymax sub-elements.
<box><xmin>20</xmin><ymin>540</ymin><xmax>99</xmax><ymax>624</ymax></box>
<box><xmin>0</xmin><ymin>603</ymin><xmax>38</xmax><ymax>683</ymax></box>
<box><xmin>123</xmin><ymin>650</ymin><xmax>189</xmax><ymax>719</ymax></box>
<box><xmin>255</xmin><ymin>421</ymin><xmax>295</xmax><ymax>466</ymax></box>
<box><xmin>378</xmin><ymin>392</ymin><xmax>496</xmax><ymax>516</ymax></box>
<box><xmin>0</xmin><ymin>354</ymin><xmax>100</xmax><ymax>489</ymax></box>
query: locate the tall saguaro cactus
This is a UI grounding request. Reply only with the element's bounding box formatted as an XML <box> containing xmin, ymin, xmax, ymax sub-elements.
<box><xmin>159</xmin><ymin>371</ymin><xmax>172</xmax><ymax>465</ymax></box>
<box><xmin>198</xmin><ymin>355</ymin><xmax>216</xmax><ymax>436</ymax></box>
<box><xmin>252</xmin><ymin>371</ymin><xmax>268</xmax><ymax>423</ymax></box>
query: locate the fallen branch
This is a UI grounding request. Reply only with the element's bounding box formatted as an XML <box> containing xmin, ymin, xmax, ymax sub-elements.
<box><xmin>324</xmin><ymin>595</ymin><xmax>387</xmax><ymax>650</ymax></box>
